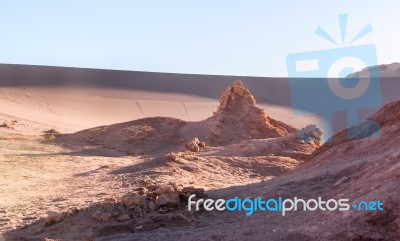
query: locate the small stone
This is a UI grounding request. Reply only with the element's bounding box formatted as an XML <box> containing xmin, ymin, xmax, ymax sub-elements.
<box><xmin>121</xmin><ymin>192</ymin><xmax>147</xmax><ymax>207</ymax></box>
<box><xmin>180</xmin><ymin>186</ymin><xmax>206</xmax><ymax>200</ymax></box>
<box><xmin>103</xmin><ymin>197</ymin><xmax>116</xmax><ymax>203</ymax></box>
<box><xmin>298</xmin><ymin>125</ymin><xmax>323</xmax><ymax>144</ymax></box>
<box><xmin>155</xmin><ymin>192</ymin><xmax>180</xmax><ymax>209</ymax></box>
<box><xmin>117</xmin><ymin>213</ymin><xmax>131</xmax><ymax>222</ymax></box>
<box><xmin>44</xmin><ymin>213</ymin><xmax>65</xmax><ymax>227</ymax></box>
<box><xmin>154</xmin><ymin>185</ymin><xmax>174</xmax><ymax>196</ymax></box>
<box><xmin>165</xmin><ymin>152</ymin><xmax>181</xmax><ymax>162</ymax></box>
<box><xmin>134</xmin><ymin>187</ymin><xmax>146</xmax><ymax>192</ymax></box>
<box><xmin>132</xmin><ymin>206</ymin><xmax>144</xmax><ymax>216</ymax></box>
<box><xmin>133</xmin><ymin>187</ymin><xmax>147</xmax><ymax>195</ymax></box>
<box><xmin>68</xmin><ymin>207</ymin><xmax>79</xmax><ymax>216</ymax></box>
<box><xmin>133</xmin><ymin>222</ymin><xmax>160</xmax><ymax>233</ymax></box>
<box><xmin>91</xmin><ymin>212</ymin><xmax>112</xmax><ymax>222</ymax></box>
<box><xmin>186</xmin><ymin>138</ymin><xmax>206</xmax><ymax>152</ymax></box>
<box><xmin>148</xmin><ymin>201</ymin><xmax>157</xmax><ymax>211</ymax></box>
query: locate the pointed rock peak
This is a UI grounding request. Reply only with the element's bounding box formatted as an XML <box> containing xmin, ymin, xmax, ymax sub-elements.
<box><xmin>217</xmin><ymin>80</ymin><xmax>257</xmax><ymax>111</ymax></box>
<box><xmin>208</xmin><ymin>80</ymin><xmax>298</xmax><ymax>145</ymax></box>
<box><xmin>231</xmin><ymin>79</ymin><xmax>246</xmax><ymax>91</ymax></box>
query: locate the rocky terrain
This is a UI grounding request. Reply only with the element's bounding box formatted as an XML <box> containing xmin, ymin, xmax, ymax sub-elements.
<box><xmin>56</xmin><ymin>80</ymin><xmax>299</xmax><ymax>154</ymax></box>
<box><xmin>348</xmin><ymin>62</ymin><xmax>400</xmax><ymax>78</ymax></box>
<box><xmin>1</xmin><ymin>80</ymin><xmax>399</xmax><ymax>241</ymax></box>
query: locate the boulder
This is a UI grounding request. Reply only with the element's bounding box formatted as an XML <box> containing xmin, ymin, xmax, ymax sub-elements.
<box><xmin>155</xmin><ymin>192</ymin><xmax>180</xmax><ymax>208</ymax></box>
<box><xmin>298</xmin><ymin>125</ymin><xmax>323</xmax><ymax>144</ymax></box>
<box><xmin>91</xmin><ymin>212</ymin><xmax>112</xmax><ymax>222</ymax></box>
<box><xmin>186</xmin><ymin>138</ymin><xmax>206</xmax><ymax>152</ymax></box>
<box><xmin>154</xmin><ymin>185</ymin><xmax>174</xmax><ymax>196</ymax></box>
<box><xmin>179</xmin><ymin>186</ymin><xmax>206</xmax><ymax>201</ymax></box>
<box><xmin>44</xmin><ymin>213</ymin><xmax>66</xmax><ymax>227</ymax></box>
<box><xmin>121</xmin><ymin>192</ymin><xmax>147</xmax><ymax>207</ymax></box>
<box><xmin>117</xmin><ymin>213</ymin><xmax>131</xmax><ymax>222</ymax></box>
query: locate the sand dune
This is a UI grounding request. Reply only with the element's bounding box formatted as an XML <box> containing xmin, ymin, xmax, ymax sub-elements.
<box><xmin>0</xmin><ymin>63</ymin><xmax>398</xmax><ymax>135</ymax></box>
<box><xmin>0</xmin><ymin>87</ymin><xmax>319</xmax><ymax>134</ymax></box>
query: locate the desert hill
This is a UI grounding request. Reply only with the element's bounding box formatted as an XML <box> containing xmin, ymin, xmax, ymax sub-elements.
<box><xmin>283</xmin><ymin>99</ymin><xmax>400</xmax><ymax>240</ymax></box>
<box><xmin>57</xmin><ymin>80</ymin><xmax>300</xmax><ymax>155</ymax></box>
<box><xmin>348</xmin><ymin>62</ymin><xmax>400</xmax><ymax>78</ymax></box>
<box><xmin>306</xmin><ymin>99</ymin><xmax>400</xmax><ymax>166</ymax></box>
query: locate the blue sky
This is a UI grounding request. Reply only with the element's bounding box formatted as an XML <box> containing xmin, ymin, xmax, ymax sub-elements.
<box><xmin>0</xmin><ymin>0</ymin><xmax>398</xmax><ymax>77</ymax></box>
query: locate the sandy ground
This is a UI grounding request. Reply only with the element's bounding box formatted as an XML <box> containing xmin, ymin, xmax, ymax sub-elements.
<box><xmin>0</xmin><ymin>79</ymin><xmax>398</xmax><ymax>241</ymax></box>
<box><xmin>0</xmin><ymin>115</ymin><xmax>137</xmax><ymax>233</ymax></box>
<box><xmin>0</xmin><ymin>86</ymin><xmax>318</xmax><ymax>237</ymax></box>
<box><xmin>0</xmin><ymin>115</ymin><xmax>308</xmax><ymax>236</ymax></box>
<box><xmin>0</xmin><ymin>87</ymin><xmax>318</xmax><ymax>131</ymax></box>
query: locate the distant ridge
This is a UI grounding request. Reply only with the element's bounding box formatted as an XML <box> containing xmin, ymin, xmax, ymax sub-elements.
<box><xmin>348</xmin><ymin>62</ymin><xmax>400</xmax><ymax>78</ymax></box>
<box><xmin>0</xmin><ymin>63</ymin><xmax>292</xmax><ymax>107</ymax></box>
<box><xmin>0</xmin><ymin>63</ymin><xmax>398</xmax><ymax>107</ymax></box>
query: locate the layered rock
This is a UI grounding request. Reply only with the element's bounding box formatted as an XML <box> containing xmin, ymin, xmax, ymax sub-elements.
<box><xmin>206</xmin><ymin>80</ymin><xmax>297</xmax><ymax>145</ymax></box>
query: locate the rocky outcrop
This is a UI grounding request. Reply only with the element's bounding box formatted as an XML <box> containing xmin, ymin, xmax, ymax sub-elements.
<box><xmin>186</xmin><ymin>138</ymin><xmax>206</xmax><ymax>152</ymax></box>
<box><xmin>58</xmin><ymin>80</ymin><xmax>298</xmax><ymax>152</ymax></box>
<box><xmin>119</xmin><ymin>182</ymin><xmax>205</xmax><ymax>213</ymax></box>
<box><xmin>298</xmin><ymin>125</ymin><xmax>323</xmax><ymax>145</ymax></box>
<box><xmin>309</xmin><ymin>99</ymin><xmax>400</xmax><ymax>161</ymax></box>
<box><xmin>297</xmin><ymin>100</ymin><xmax>400</xmax><ymax>241</ymax></box>
<box><xmin>206</xmin><ymin>80</ymin><xmax>297</xmax><ymax>145</ymax></box>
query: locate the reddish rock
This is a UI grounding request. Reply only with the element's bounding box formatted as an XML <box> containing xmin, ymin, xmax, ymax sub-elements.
<box><xmin>91</xmin><ymin>212</ymin><xmax>112</xmax><ymax>222</ymax></box>
<box><xmin>44</xmin><ymin>213</ymin><xmax>65</xmax><ymax>227</ymax></box>
<box><xmin>121</xmin><ymin>192</ymin><xmax>147</xmax><ymax>207</ymax></box>
<box><xmin>206</xmin><ymin>80</ymin><xmax>297</xmax><ymax>145</ymax></box>
<box><xmin>155</xmin><ymin>192</ymin><xmax>180</xmax><ymax>208</ymax></box>
<box><xmin>117</xmin><ymin>213</ymin><xmax>131</xmax><ymax>222</ymax></box>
